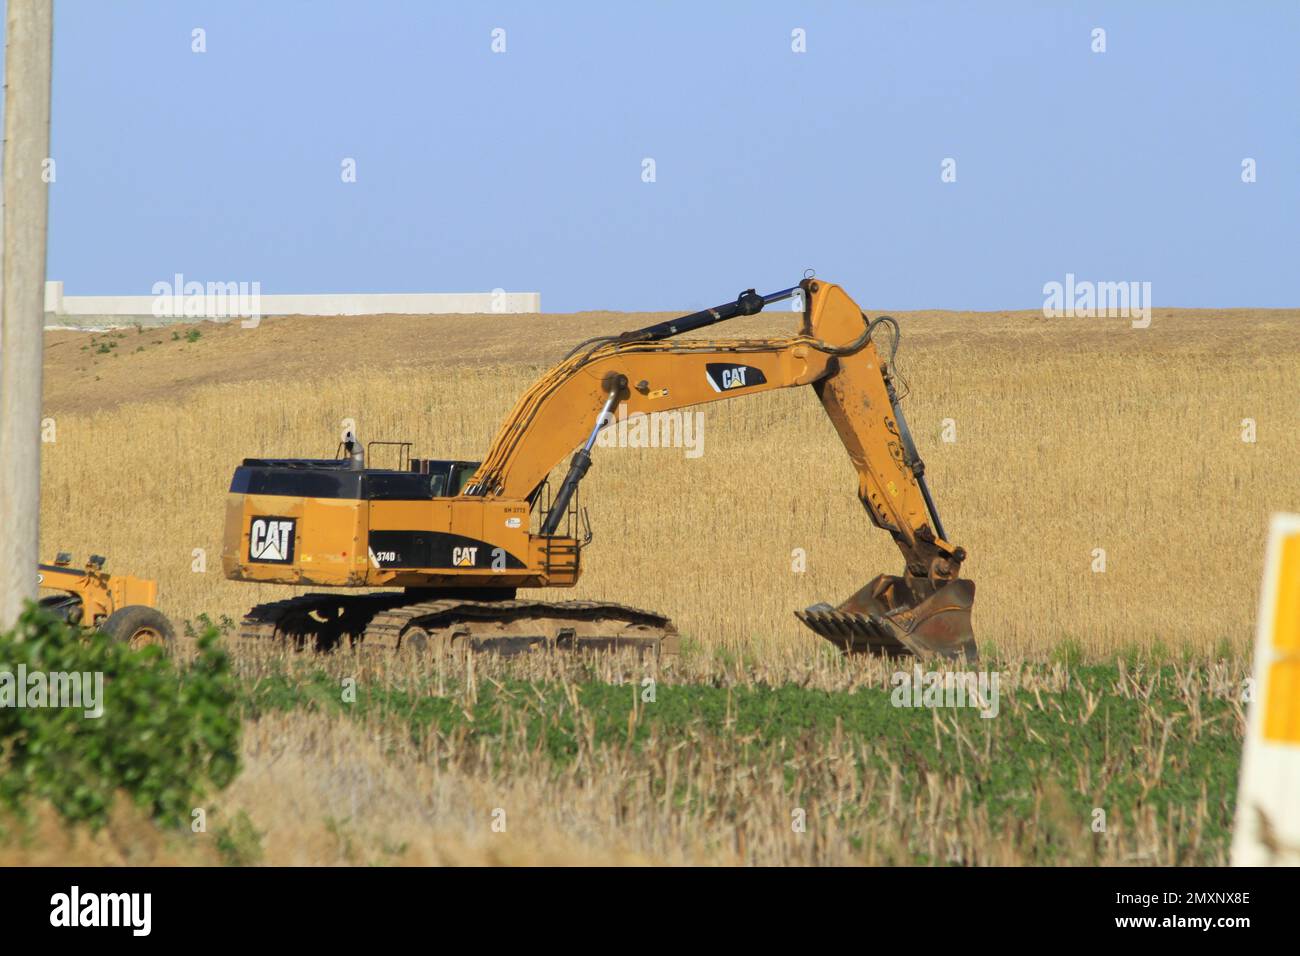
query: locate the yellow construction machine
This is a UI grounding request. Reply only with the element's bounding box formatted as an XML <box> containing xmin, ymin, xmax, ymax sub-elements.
<box><xmin>222</xmin><ymin>277</ymin><xmax>976</xmax><ymax>659</ymax></box>
<box><xmin>37</xmin><ymin>553</ymin><xmax>175</xmax><ymax>647</ymax></box>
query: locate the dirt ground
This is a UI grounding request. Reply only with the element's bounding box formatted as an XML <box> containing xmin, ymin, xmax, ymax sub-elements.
<box><xmin>41</xmin><ymin>306</ymin><xmax>1294</xmax><ymax>415</ymax></box>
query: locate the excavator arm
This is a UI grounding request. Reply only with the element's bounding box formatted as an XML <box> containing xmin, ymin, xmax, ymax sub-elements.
<box><xmin>464</xmin><ymin>278</ymin><xmax>976</xmax><ymax>660</ymax></box>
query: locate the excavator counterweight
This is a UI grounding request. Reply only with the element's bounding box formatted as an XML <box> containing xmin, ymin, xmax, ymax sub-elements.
<box><xmin>222</xmin><ymin>278</ymin><xmax>976</xmax><ymax>660</ymax></box>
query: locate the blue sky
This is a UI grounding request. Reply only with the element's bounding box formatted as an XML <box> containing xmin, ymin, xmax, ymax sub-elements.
<box><xmin>15</xmin><ymin>1</ymin><xmax>1300</xmax><ymax>310</ymax></box>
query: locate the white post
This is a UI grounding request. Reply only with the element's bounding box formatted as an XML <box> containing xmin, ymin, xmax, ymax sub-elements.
<box><xmin>0</xmin><ymin>0</ymin><xmax>55</xmax><ymax>630</ymax></box>
<box><xmin>1232</xmin><ymin>513</ymin><xmax>1300</xmax><ymax>865</ymax></box>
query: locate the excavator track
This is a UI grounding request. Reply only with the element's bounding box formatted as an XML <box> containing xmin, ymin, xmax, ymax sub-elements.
<box><xmin>237</xmin><ymin>593</ymin><xmax>678</xmax><ymax>657</ymax></box>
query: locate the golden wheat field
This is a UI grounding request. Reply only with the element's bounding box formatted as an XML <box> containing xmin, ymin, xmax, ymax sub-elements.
<box><xmin>37</xmin><ymin>305</ymin><xmax>1300</xmax><ymax>662</ymax></box>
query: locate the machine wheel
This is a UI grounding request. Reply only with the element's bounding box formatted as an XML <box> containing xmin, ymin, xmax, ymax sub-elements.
<box><xmin>100</xmin><ymin>605</ymin><xmax>175</xmax><ymax>650</ymax></box>
<box><xmin>397</xmin><ymin>624</ymin><xmax>467</xmax><ymax>657</ymax></box>
<box><xmin>398</xmin><ymin>625</ymin><xmax>431</xmax><ymax>654</ymax></box>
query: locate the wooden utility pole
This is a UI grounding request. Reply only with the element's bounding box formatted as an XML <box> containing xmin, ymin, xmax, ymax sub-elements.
<box><xmin>0</xmin><ymin>0</ymin><xmax>54</xmax><ymax>631</ymax></box>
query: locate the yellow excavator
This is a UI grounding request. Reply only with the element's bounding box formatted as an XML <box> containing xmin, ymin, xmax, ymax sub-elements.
<box><xmin>222</xmin><ymin>277</ymin><xmax>976</xmax><ymax>659</ymax></box>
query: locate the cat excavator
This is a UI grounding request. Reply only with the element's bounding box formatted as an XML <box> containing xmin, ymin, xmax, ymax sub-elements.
<box><xmin>222</xmin><ymin>277</ymin><xmax>976</xmax><ymax>659</ymax></box>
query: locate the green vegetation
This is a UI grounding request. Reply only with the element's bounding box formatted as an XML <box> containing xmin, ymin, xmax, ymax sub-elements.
<box><xmin>241</xmin><ymin>660</ymin><xmax>1242</xmax><ymax>863</ymax></box>
<box><xmin>0</xmin><ymin>608</ymin><xmax>240</xmax><ymax>829</ymax></box>
<box><xmin>214</xmin><ymin>809</ymin><xmax>264</xmax><ymax>865</ymax></box>
<box><xmin>0</xmin><ymin>605</ymin><xmax>1243</xmax><ymax>864</ymax></box>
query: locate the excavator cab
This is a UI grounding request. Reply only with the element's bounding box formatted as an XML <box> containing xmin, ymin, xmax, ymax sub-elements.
<box><xmin>408</xmin><ymin>459</ymin><xmax>482</xmax><ymax>497</ymax></box>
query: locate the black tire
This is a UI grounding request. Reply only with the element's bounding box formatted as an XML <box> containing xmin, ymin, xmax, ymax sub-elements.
<box><xmin>100</xmin><ymin>605</ymin><xmax>175</xmax><ymax>649</ymax></box>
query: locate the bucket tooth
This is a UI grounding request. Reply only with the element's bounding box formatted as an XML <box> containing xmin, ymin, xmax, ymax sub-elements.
<box><xmin>797</xmin><ymin>574</ymin><xmax>976</xmax><ymax>661</ymax></box>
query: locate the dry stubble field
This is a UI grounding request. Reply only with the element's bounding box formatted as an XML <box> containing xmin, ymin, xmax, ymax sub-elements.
<box><xmin>19</xmin><ymin>303</ymin><xmax>1298</xmax><ymax>865</ymax></box>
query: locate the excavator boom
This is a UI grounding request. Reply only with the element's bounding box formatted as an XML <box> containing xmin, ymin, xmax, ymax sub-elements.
<box><xmin>463</xmin><ymin>277</ymin><xmax>976</xmax><ymax>659</ymax></box>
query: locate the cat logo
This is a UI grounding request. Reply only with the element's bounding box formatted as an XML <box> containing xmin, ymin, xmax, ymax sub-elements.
<box><xmin>249</xmin><ymin>517</ymin><xmax>295</xmax><ymax>563</ymax></box>
<box><xmin>452</xmin><ymin>546</ymin><xmax>478</xmax><ymax>567</ymax></box>
<box><xmin>705</xmin><ymin>362</ymin><xmax>767</xmax><ymax>393</ymax></box>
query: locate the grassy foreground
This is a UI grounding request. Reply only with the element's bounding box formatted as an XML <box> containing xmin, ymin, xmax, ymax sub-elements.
<box><xmin>4</xmin><ymin>636</ymin><xmax>1248</xmax><ymax>866</ymax></box>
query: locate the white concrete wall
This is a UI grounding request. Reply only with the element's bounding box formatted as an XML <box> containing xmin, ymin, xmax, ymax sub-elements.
<box><xmin>43</xmin><ymin>280</ymin><xmax>540</xmax><ymax>328</ymax></box>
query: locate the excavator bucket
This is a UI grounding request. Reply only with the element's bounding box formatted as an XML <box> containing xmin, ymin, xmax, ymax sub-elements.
<box><xmin>797</xmin><ymin>575</ymin><xmax>977</xmax><ymax>661</ymax></box>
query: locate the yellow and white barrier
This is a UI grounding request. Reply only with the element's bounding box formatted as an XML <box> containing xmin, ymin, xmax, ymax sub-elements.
<box><xmin>1232</xmin><ymin>512</ymin><xmax>1300</xmax><ymax>865</ymax></box>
